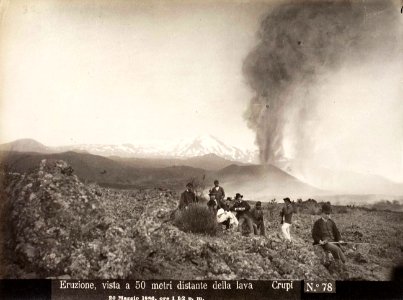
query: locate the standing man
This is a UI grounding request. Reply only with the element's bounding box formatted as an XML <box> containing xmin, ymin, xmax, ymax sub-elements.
<box><xmin>231</xmin><ymin>193</ymin><xmax>254</xmax><ymax>236</ymax></box>
<box><xmin>178</xmin><ymin>182</ymin><xmax>197</xmax><ymax>210</ymax></box>
<box><xmin>312</xmin><ymin>203</ymin><xmax>346</xmax><ymax>264</ymax></box>
<box><xmin>210</xmin><ymin>180</ymin><xmax>225</xmax><ymax>209</ymax></box>
<box><xmin>250</xmin><ymin>201</ymin><xmax>266</xmax><ymax>236</ymax></box>
<box><xmin>280</xmin><ymin>197</ymin><xmax>293</xmax><ymax>241</ymax></box>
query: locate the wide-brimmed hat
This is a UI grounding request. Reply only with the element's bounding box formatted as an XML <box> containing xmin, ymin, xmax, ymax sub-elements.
<box><xmin>235</xmin><ymin>193</ymin><xmax>243</xmax><ymax>199</ymax></box>
<box><xmin>322</xmin><ymin>203</ymin><xmax>332</xmax><ymax>214</ymax></box>
<box><xmin>283</xmin><ymin>197</ymin><xmax>291</xmax><ymax>203</ymax></box>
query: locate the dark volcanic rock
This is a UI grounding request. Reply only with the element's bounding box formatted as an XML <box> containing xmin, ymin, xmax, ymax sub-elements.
<box><xmin>8</xmin><ymin>159</ymin><xmax>106</xmax><ymax>277</ymax></box>
<box><xmin>3</xmin><ymin>159</ymin><xmax>403</xmax><ymax>280</ymax></box>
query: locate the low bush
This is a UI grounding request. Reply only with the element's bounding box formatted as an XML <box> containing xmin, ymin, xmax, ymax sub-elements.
<box><xmin>307</xmin><ymin>207</ymin><xmax>320</xmax><ymax>215</ymax></box>
<box><xmin>337</xmin><ymin>206</ymin><xmax>348</xmax><ymax>214</ymax></box>
<box><xmin>174</xmin><ymin>203</ymin><xmax>218</xmax><ymax>235</ymax></box>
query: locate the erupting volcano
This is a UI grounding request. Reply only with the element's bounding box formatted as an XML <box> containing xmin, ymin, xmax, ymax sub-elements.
<box><xmin>242</xmin><ymin>1</ymin><xmax>401</xmax><ymax>176</ymax></box>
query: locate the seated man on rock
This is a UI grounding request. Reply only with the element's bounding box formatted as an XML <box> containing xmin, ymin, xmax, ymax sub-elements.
<box><xmin>312</xmin><ymin>202</ymin><xmax>346</xmax><ymax>264</ymax></box>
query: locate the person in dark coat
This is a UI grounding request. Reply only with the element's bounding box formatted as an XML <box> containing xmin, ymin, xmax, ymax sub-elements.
<box><xmin>280</xmin><ymin>198</ymin><xmax>293</xmax><ymax>241</ymax></box>
<box><xmin>312</xmin><ymin>203</ymin><xmax>346</xmax><ymax>263</ymax></box>
<box><xmin>251</xmin><ymin>201</ymin><xmax>265</xmax><ymax>236</ymax></box>
<box><xmin>210</xmin><ymin>180</ymin><xmax>226</xmax><ymax>209</ymax></box>
<box><xmin>230</xmin><ymin>193</ymin><xmax>254</xmax><ymax>236</ymax></box>
<box><xmin>223</xmin><ymin>197</ymin><xmax>233</xmax><ymax>211</ymax></box>
<box><xmin>207</xmin><ymin>192</ymin><xmax>218</xmax><ymax>213</ymax></box>
<box><xmin>178</xmin><ymin>183</ymin><xmax>197</xmax><ymax>210</ymax></box>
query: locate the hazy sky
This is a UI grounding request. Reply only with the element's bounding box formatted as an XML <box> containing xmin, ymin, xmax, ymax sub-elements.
<box><xmin>1</xmin><ymin>0</ymin><xmax>270</xmax><ymax>148</ymax></box>
<box><xmin>1</xmin><ymin>0</ymin><xmax>403</xmax><ymax>183</ymax></box>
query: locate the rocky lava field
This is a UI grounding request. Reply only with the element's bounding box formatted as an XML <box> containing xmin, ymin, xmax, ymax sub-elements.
<box><xmin>0</xmin><ymin>159</ymin><xmax>402</xmax><ymax>280</ymax></box>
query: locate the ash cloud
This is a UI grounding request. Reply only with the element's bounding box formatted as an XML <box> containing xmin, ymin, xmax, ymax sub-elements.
<box><xmin>243</xmin><ymin>1</ymin><xmax>400</xmax><ymax>165</ymax></box>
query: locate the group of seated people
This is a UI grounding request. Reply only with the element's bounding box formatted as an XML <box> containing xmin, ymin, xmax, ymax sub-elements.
<box><xmin>179</xmin><ymin>180</ymin><xmax>348</xmax><ymax>265</ymax></box>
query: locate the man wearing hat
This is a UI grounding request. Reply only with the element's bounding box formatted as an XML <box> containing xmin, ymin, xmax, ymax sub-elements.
<box><xmin>312</xmin><ymin>202</ymin><xmax>346</xmax><ymax>263</ymax></box>
<box><xmin>230</xmin><ymin>193</ymin><xmax>254</xmax><ymax>236</ymax></box>
<box><xmin>280</xmin><ymin>197</ymin><xmax>293</xmax><ymax>241</ymax></box>
<box><xmin>210</xmin><ymin>180</ymin><xmax>226</xmax><ymax>209</ymax></box>
<box><xmin>224</xmin><ymin>197</ymin><xmax>233</xmax><ymax>211</ymax></box>
<box><xmin>207</xmin><ymin>191</ymin><xmax>218</xmax><ymax>212</ymax></box>
<box><xmin>178</xmin><ymin>182</ymin><xmax>197</xmax><ymax>210</ymax></box>
<box><xmin>250</xmin><ymin>201</ymin><xmax>266</xmax><ymax>236</ymax></box>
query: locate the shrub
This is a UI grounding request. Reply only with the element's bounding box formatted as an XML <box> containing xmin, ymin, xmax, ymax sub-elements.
<box><xmin>308</xmin><ymin>207</ymin><xmax>320</xmax><ymax>215</ymax></box>
<box><xmin>337</xmin><ymin>206</ymin><xmax>348</xmax><ymax>214</ymax></box>
<box><xmin>292</xmin><ymin>204</ymin><xmax>299</xmax><ymax>214</ymax></box>
<box><xmin>174</xmin><ymin>203</ymin><xmax>218</xmax><ymax>235</ymax></box>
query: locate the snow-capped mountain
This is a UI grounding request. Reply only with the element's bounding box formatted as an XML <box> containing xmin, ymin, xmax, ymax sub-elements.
<box><xmin>58</xmin><ymin>143</ymin><xmax>166</xmax><ymax>158</ymax></box>
<box><xmin>169</xmin><ymin>135</ymin><xmax>255</xmax><ymax>162</ymax></box>
<box><xmin>58</xmin><ymin>135</ymin><xmax>257</xmax><ymax>162</ymax></box>
<box><xmin>1</xmin><ymin>136</ymin><xmax>258</xmax><ymax>163</ymax></box>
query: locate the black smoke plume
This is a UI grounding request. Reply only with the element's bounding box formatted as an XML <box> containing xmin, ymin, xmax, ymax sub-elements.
<box><xmin>243</xmin><ymin>1</ymin><xmax>399</xmax><ymax>164</ymax></box>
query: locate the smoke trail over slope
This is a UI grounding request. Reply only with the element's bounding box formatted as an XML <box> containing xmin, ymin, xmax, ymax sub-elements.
<box><xmin>243</xmin><ymin>1</ymin><xmax>400</xmax><ymax>166</ymax></box>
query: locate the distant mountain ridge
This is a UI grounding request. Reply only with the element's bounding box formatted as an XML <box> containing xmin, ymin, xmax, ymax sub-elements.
<box><xmin>0</xmin><ymin>150</ymin><xmax>320</xmax><ymax>198</ymax></box>
<box><xmin>112</xmin><ymin>153</ymin><xmax>249</xmax><ymax>171</ymax></box>
<box><xmin>0</xmin><ymin>150</ymin><xmax>207</xmax><ymax>190</ymax></box>
<box><xmin>2</xmin><ymin>139</ymin><xmax>403</xmax><ymax>197</ymax></box>
<box><xmin>1</xmin><ymin>136</ymin><xmax>257</xmax><ymax>163</ymax></box>
<box><xmin>0</xmin><ymin>139</ymin><xmax>51</xmax><ymax>153</ymax></box>
<box><xmin>216</xmin><ymin>164</ymin><xmax>324</xmax><ymax>200</ymax></box>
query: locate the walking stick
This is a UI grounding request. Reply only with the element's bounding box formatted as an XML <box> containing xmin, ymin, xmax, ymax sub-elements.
<box><xmin>329</xmin><ymin>241</ymin><xmax>370</xmax><ymax>245</ymax></box>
